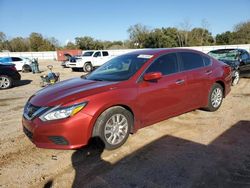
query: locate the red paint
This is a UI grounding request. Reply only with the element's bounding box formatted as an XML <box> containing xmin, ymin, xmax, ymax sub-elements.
<box><xmin>56</xmin><ymin>49</ymin><xmax>82</xmax><ymax>61</ymax></box>
<box><xmin>23</xmin><ymin>49</ymin><xmax>231</xmax><ymax>149</ymax></box>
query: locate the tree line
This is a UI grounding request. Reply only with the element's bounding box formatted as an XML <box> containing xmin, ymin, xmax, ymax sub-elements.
<box><xmin>0</xmin><ymin>20</ymin><xmax>249</xmax><ymax>52</ymax></box>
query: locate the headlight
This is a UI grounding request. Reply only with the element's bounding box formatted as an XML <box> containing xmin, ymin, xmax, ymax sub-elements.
<box><xmin>39</xmin><ymin>102</ymin><xmax>87</xmax><ymax>121</ymax></box>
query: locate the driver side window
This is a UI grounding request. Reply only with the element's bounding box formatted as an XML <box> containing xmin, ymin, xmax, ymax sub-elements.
<box><xmin>93</xmin><ymin>51</ymin><xmax>101</xmax><ymax>57</ymax></box>
<box><xmin>146</xmin><ymin>53</ymin><xmax>179</xmax><ymax>75</ymax></box>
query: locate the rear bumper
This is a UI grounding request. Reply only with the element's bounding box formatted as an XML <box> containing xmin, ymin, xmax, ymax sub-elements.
<box><xmin>22</xmin><ymin>112</ymin><xmax>94</xmax><ymax>149</ymax></box>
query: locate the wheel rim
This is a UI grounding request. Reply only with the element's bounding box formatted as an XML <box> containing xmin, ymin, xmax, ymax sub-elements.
<box><xmin>0</xmin><ymin>77</ymin><xmax>10</xmax><ymax>88</ymax></box>
<box><xmin>104</xmin><ymin>114</ymin><xmax>129</xmax><ymax>145</ymax></box>
<box><xmin>233</xmin><ymin>71</ymin><xmax>239</xmax><ymax>85</ymax></box>
<box><xmin>85</xmin><ymin>64</ymin><xmax>91</xmax><ymax>72</ymax></box>
<box><xmin>211</xmin><ymin>88</ymin><xmax>223</xmax><ymax>108</ymax></box>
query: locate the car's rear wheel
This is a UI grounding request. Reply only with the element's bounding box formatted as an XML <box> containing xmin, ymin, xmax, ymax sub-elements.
<box><xmin>0</xmin><ymin>75</ymin><xmax>13</xmax><ymax>89</ymax></box>
<box><xmin>205</xmin><ymin>83</ymin><xmax>223</xmax><ymax>112</ymax></box>
<box><xmin>93</xmin><ymin>106</ymin><xmax>133</xmax><ymax>150</ymax></box>
<box><xmin>84</xmin><ymin>63</ymin><xmax>93</xmax><ymax>72</ymax></box>
<box><xmin>232</xmin><ymin>70</ymin><xmax>240</xmax><ymax>86</ymax></box>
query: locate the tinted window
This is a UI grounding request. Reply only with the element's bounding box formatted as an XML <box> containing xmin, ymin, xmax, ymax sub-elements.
<box><xmin>93</xmin><ymin>51</ymin><xmax>101</xmax><ymax>57</ymax></box>
<box><xmin>146</xmin><ymin>53</ymin><xmax>178</xmax><ymax>75</ymax></box>
<box><xmin>179</xmin><ymin>52</ymin><xmax>204</xmax><ymax>71</ymax></box>
<box><xmin>241</xmin><ymin>52</ymin><xmax>249</xmax><ymax>61</ymax></box>
<box><xmin>203</xmin><ymin>56</ymin><xmax>211</xmax><ymax>66</ymax></box>
<box><xmin>102</xmin><ymin>51</ymin><xmax>109</xmax><ymax>56</ymax></box>
<box><xmin>12</xmin><ymin>57</ymin><xmax>22</xmax><ymax>61</ymax></box>
<box><xmin>82</xmin><ymin>51</ymin><xmax>94</xmax><ymax>56</ymax></box>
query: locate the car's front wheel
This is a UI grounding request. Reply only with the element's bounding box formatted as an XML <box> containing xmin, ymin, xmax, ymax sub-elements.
<box><xmin>0</xmin><ymin>75</ymin><xmax>13</xmax><ymax>89</ymax></box>
<box><xmin>205</xmin><ymin>83</ymin><xmax>224</xmax><ymax>112</ymax></box>
<box><xmin>232</xmin><ymin>70</ymin><xmax>240</xmax><ymax>86</ymax></box>
<box><xmin>93</xmin><ymin>106</ymin><xmax>133</xmax><ymax>150</ymax></box>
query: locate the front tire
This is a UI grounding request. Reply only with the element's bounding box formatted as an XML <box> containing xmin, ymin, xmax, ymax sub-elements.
<box><xmin>93</xmin><ymin>106</ymin><xmax>133</xmax><ymax>150</ymax></box>
<box><xmin>205</xmin><ymin>83</ymin><xmax>223</xmax><ymax>112</ymax></box>
<box><xmin>0</xmin><ymin>75</ymin><xmax>13</xmax><ymax>89</ymax></box>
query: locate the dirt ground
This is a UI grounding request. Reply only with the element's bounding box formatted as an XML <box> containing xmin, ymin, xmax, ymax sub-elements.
<box><xmin>0</xmin><ymin>60</ymin><xmax>250</xmax><ymax>188</ymax></box>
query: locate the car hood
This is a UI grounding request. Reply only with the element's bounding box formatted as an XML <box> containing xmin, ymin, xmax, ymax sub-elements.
<box><xmin>30</xmin><ymin>77</ymin><xmax>118</xmax><ymax>106</ymax></box>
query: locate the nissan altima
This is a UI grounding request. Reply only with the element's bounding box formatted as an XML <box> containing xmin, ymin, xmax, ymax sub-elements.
<box><xmin>22</xmin><ymin>49</ymin><xmax>231</xmax><ymax>150</ymax></box>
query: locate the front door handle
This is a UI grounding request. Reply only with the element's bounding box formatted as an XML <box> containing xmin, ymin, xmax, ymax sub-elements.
<box><xmin>205</xmin><ymin>70</ymin><xmax>212</xmax><ymax>75</ymax></box>
<box><xmin>175</xmin><ymin>79</ymin><xmax>185</xmax><ymax>85</ymax></box>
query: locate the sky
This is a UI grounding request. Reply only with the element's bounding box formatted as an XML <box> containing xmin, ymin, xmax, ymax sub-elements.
<box><xmin>0</xmin><ymin>0</ymin><xmax>249</xmax><ymax>45</ymax></box>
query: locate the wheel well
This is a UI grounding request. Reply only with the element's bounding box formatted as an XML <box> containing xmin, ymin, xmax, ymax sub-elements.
<box><xmin>215</xmin><ymin>81</ymin><xmax>225</xmax><ymax>97</ymax></box>
<box><xmin>84</xmin><ymin>62</ymin><xmax>92</xmax><ymax>66</ymax></box>
<box><xmin>92</xmin><ymin>104</ymin><xmax>135</xmax><ymax>137</ymax></box>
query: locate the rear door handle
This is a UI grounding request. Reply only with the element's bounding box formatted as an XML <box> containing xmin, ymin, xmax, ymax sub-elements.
<box><xmin>205</xmin><ymin>70</ymin><xmax>212</xmax><ymax>75</ymax></box>
<box><xmin>175</xmin><ymin>79</ymin><xmax>185</xmax><ymax>85</ymax></box>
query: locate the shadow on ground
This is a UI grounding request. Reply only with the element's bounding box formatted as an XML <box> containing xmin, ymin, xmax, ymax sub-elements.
<box><xmin>15</xmin><ymin>79</ymin><xmax>32</xmax><ymax>87</ymax></box>
<box><xmin>45</xmin><ymin>120</ymin><xmax>250</xmax><ymax>188</ymax></box>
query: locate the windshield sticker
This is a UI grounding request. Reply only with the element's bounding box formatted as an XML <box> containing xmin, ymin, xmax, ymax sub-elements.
<box><xmin>137</xmin><ymin>54</ymin><xmax>153</xmax><ymax>59</ymax></box>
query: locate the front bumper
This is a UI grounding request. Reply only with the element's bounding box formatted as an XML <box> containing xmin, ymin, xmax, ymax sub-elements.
<box><xmin>22</xmin><ymin>112</ymin><xmax>94</xmax><ymax>149</ymax></box>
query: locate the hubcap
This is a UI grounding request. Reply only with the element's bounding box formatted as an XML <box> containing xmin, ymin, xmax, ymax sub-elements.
<box><xmin>211</xmin><ymin>88</ymin><xmax>223</xmax><ymax>108</ymax></box>
<box><xmin>233</xmin><ymin>71</ymin><xmax>239</xmax><ymax>85</ymax></box>
<box><xmin>104</xmin><ymin>114</ymin><xmax>128</xmax><ymax>145</ymax></box>
<box><xmin>86</xmin><ymin>65</ymin><xmax>91</xmax><ymax>72</ymax></box>
<box><xmin>0</xmin><ymin>77</ymin><xmax>10</xmax><ymax>88</ymax></box>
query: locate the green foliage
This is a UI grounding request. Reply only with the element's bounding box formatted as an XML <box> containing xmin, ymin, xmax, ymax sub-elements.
<box><xmin>0</xmin><ymin>20</ymin><xmax>249</xmax><ymax>52</ymax></box>
<box><xmin>215</xmin><ymin>31</ymin><xmax>233</xmax><ymax>45</ymax></box>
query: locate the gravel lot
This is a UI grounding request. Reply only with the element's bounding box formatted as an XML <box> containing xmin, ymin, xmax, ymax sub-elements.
<box><xmin>0</xmin><ymin>60</ymin><xmax>250</xmax><ymax>188</ymax></box>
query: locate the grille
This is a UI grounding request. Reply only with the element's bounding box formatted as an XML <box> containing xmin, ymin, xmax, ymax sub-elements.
<box><xmin>23</xmin><ymin>102</ymin><xmax>47</xmax><ymax>120</ymax></box>
<box><xmin>48</xmin><ymin>136</ymin><xmax>69</xmax><ymax>145</ymax></box>
<box><xmin>23</xmin><ymin>127</ymin><xmax>33</xmax><ymax>140</ymax></box>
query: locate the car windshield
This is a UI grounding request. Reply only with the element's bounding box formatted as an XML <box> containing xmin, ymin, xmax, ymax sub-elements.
<box><xmin>82</xmin><ymin>51</ymin><xmax>94</xmax><ymax>56</ymax></box>
<box><xmin>208</xmin><ymin>50</ymin><xmax>239</xmax><ymax>61</ymax></box>
<box><xmin>85</xmin><ymin>54</ymin><xmax>152</xmax><ymax>81</ymax></box>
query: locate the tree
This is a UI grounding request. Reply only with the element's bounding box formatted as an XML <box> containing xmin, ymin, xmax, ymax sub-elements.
<box><xmin>29</xmin><ymin>32</ymin><xmax>44</xmax><ymax>51</ymax></box>
<box><xmin>189</xmin><ymin>28</ymin><xmax>214</xmax><ymax>46</ymax></box>
<box><xmin>64</xmin><ymin>42</ymin><xmax>77</xmax><ymax>49</ymax></box>
<box><xmin>9</xmin><ymin>37</ymin><xmax>29</xmax><ymax>52</ymax></box>
<box><xmin>215</xmin><ymin>31</ymin><xmax>233</xmax><ymax>45</ymax></box>
<box><xmin>232</xmin><ymin>20</ymin><xmax>250</xmax><ymax>44</ymax></box>
<box><xmin>75</xmin><ymin>36</ymin><xmax>96</xmax><ymax>50</ymax></box>
<box><xmin>127</xmin><ymin>24</ymin><xmax>150</xmax><ymax>48</ymax></box>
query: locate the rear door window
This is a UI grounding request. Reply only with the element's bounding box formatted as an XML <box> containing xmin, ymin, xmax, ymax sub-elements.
<box><xmin>203</xmin><ymin>56</ymin><xmax>212</xmax><ymax>66</ymax></box>
<box><xmin>179</xmin><ymin>52</ymin><xmax>204</xmax><ymax>71</ymax></box>
<box><xmin>146</xmin><ymin>53</ymin><xmax>179</xmax><ymax>75</ymax></box>
<box><xmin>11</xmin><ymin>57</ymin><xmax>22</xmax><ymax>62</ymax></box>
<box><xmin>102</xmin><ymin>51</ymin><xmax>109</xmax><ymax>56</ymax></box>
<box><xmin>93</xmin><ymin>51</ymin><xmax>101</xmax><ymax>57</ymax></box>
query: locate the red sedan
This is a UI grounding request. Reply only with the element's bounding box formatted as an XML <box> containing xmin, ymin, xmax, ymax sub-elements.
<box><xmin>22</xmin><ymin>49</ymin><xmax>231</xmax><ymax>150</ymax></box>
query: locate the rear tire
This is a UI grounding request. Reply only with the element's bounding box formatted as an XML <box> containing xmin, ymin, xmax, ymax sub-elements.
<box><xmin>205</xmin><ymin>83</ymin><xmax>223</xmax><ymax>112</ymax></box>
<box><xmin>93</xmin><ymin>106</ymin><xmax>133</xmax><ymax>150</ymax></box>
<box><xmin>0</xmin><ymin>75</ymin><xmax>13</xmax><ymax>89</ymax></box>
<box><xmin>232</xmin><ymin>70</ymin><xmax>240</xmax><ymax>86</ymax></box>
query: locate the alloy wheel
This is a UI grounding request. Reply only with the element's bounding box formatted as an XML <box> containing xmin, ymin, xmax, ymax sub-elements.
<box><xmin>104</xmin><ymin>114</ymin><xmax>129</xmax><ymax>145</ymax></box>
<box><xmin>211</xmin><ymin>88</ymin><xmax>223</xmax><ymax>108</ymax></box>
<box><xmin>0</xmin><ymin>76</ymin><xmax>11</xmax><ymax>89</ymax></box>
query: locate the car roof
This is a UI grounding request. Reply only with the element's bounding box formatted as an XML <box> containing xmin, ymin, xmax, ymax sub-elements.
<box><xmin>125</xmin><ymin>48</ymin><xmax>203</xmax><ymax>56</ymax></box>
<box><xmin>209</xmin><ymin>48</ymin><xmax>247</xmax><ymax>53</ymax></box>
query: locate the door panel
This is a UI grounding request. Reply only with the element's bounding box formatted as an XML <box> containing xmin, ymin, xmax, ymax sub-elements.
<box><xmin>137</xmin><ymin>73</ymin><xmax>187</xmax><ymax>126</ymax></box>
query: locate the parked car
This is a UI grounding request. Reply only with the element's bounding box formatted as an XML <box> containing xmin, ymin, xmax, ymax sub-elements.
<box><xmin>22</xmin><ymin>49</ymin><xmax>231</xmax><ymax>150</ymax></box>
<box><xmin>0</xmin><ymin>62</ymin><xmax>21</xmax><ymax>89</ymax></box>
<box><xmin>0</xmin><ymin>57</ymin><xmax>32</xmax><ymax>71</ymax></box>
<box><xmin>68</xmin><ymin>50</ymin><xmax>114</xmax><ymax>72</ymax></box>
<box><xmin>208</xmin><ymin>49</ymin><xmax>250</xmax><ymax>85</ymax></box>
<box><xmin>61</xmin><ymin>54</ymin><xmax>82</xmax><ymax>68</ymax></box>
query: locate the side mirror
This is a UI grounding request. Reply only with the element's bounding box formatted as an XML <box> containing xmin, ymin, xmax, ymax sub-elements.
<box><xmin>143</xmin><ymin>72</ymin><xmax>162</xmax><ymax>81</ymax></box>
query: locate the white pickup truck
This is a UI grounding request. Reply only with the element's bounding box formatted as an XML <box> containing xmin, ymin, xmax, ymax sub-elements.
<box><xmin>68</xmin><ymin>50</ymin><xmax>114</xmax><ymax>72</ymax></box>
